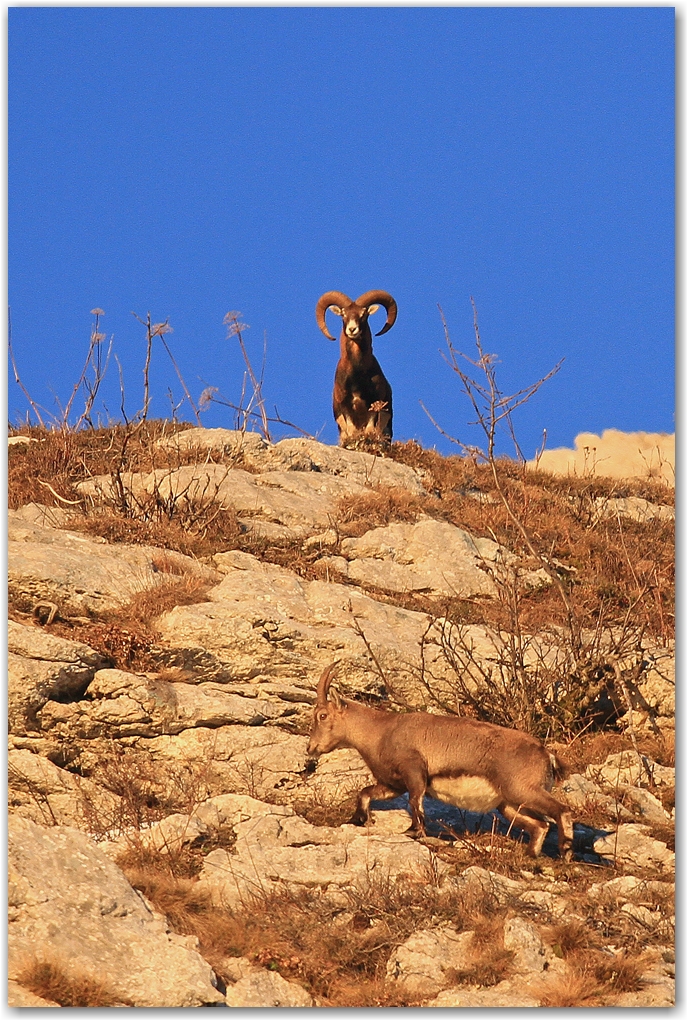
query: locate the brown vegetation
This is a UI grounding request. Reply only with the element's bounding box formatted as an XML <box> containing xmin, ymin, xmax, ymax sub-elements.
<box><xmin>16</xmin><ymin>956</ymin><xmax>128</xmax><ymax>1007</ymax></box>
<box><xmin>121</xmin><ymin>859</ymin><xmax>507</xmax><ymax>1007</ymax></box>
<box><xmin>388</xmin><ymin>440</ymin><xmax>673</xmax><ymax>642</ymax></box>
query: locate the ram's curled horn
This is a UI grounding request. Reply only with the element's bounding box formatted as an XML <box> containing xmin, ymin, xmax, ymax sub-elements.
<box><xmin>316</xmin><ymin>661</ymin><xmax>340</xmax><ymax>704</ymax></box>
<box><xmin>316</xmin><ymin>291</ymin><xmax>352</xmax><ymax>340</ymax></box>
<box><xmin>355</xmin><ymin>290</ymin><xmax>398</xmax><ymax>336</ymax></box>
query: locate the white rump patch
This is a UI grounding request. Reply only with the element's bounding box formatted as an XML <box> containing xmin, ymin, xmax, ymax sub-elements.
<box><xmin>427</xmin><ymin>775</ymin><xmax>501</xmax><ymax>812</ymax></box>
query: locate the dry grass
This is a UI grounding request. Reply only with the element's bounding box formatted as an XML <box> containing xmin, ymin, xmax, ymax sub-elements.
<box><xmin>334</xmin><ymin>486</ymin><xmax>429</xmax><ymax>537</ymax></box>
<box><xmin>291</xmin><ymin>786</ymin><xmax>360</xmax><ymax>828</ymax></box>
<box><xmin>17</xmin><ymin>570</ymin><xmax>213</xmax><ymax>672</ymax></box>
<box><xmin>76</xmin><ymin>746</ymin><xmax>214</xmax><ymax>839</ymax></box>
<box><xmin>446</xmin><ymin>917</ymin><xmax>513</xmax><ymax>987</ymax></box>
<box><xmin>15</xmin><ymin>957</ymin><xmax>129</xmax><ymax>1007</ymax></box>
<box><xmin>120</xmin><ymin>853</ymin><xmax>507</xmax><ymax>1007</ymax></box>
<box><xmin>115</xmin><ymin>575</ymin><xmax>213</xmax><ymax>628</ymax></box>
<box><xmin>8</xmin><ymin>421</ymin><xmax>192</xmax><ymax>507</ymax></box>
<box><xmin>9</xmin><ymin>425</ymin><xmax>674</xmax><ymax>645</ymax></box>
<box><xmin>388</xmin><ymin>441</ymin><xmax>674</xmax><ymax>642</ymax></box>
<box><xmin>557</xmin><ymin>728</ymin><xmax>675</xmax><ymax>774</ymax></box>
<box><xmin>530</xmin><ymin>948</ymin><xmax>646</xmax><ymax>1006</ymax></box>
<box><xmin>530</xmin><ymin>966</ymin><xmax>604</xmax><ymax>1007</ymax></box>
<box><xmin>75</xmin><ymin>503</ymin><xmax>243</xmax><ymax>559</ymax></box>
<box><xmin>547</xmin><ymin>917</ymin><xmax>599</xmax><ymax>957</ymax></box>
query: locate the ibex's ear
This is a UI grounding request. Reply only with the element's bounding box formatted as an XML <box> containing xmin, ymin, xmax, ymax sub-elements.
<box><xmin>366</xmin><ymin>304</ymin><xmax>380</xmax><ymax>316</ymax></box>
<box><xmin>330</xmin><ymin>687</ymin><xmax>343</xmax><ymax>709</ymax></box>
<box><xmin>330</xmin><ymin>305</ymin><xmax>344</xmax><ymax>317</ymax></box>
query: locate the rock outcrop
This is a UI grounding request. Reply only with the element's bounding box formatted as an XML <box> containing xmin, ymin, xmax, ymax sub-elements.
<box><xmin>7</xmin><ymin>429</ymin><xmax>674</xmax><ymax>1007</ymax></box>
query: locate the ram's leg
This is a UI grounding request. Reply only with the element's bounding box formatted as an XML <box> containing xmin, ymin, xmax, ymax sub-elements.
<box><xmin>377</xmin><ymin>409</ymin><xmax>392</xmax><ymax>439</ymax></box>
<box><xmin>336</xmin><ymin>414</ymin><xmax>357</xmax><ymax>445</ymax></box>
<box><xmin>348</xmin><ymin>783</ymin><xmax>399</xmax><ymax>826</ymax></box>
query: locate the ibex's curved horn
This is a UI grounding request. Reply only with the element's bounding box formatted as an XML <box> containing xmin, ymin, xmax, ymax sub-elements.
<box><xmin>316</xmin><ymin>292</ymin><xmax>352</xmax><ymax>341</ymax></box>
<box><xmin>355</xmin><ymin>290</ymin><xmax>397</xmax><ymax>336</ymax></box>
<box><xmin>316</xmin><ymin>661</ymin><xmax>340</xmax><ymax>704</ymax></box>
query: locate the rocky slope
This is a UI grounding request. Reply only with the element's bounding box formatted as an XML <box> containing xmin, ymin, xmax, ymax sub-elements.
<box><xmin>7</xmin><ymin>428</ymin><xmax>675</xmax><ymax>1007</ymax></box>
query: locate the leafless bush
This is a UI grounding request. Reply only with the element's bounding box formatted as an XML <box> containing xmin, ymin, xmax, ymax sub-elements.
<box><xmin>408</xmin><ymin>301</ymin><xmax>667</xmax><ymax>738</ymax></box>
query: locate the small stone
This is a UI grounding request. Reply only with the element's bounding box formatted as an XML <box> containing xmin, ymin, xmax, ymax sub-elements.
<box><xmin>223</xmin><ymin>968</ymin><xmax>313</xmax><ymax>1007</ymax></box>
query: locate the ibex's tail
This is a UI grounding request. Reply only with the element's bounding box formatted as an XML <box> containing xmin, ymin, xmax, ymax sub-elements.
<box><xmin>549</xmin><ymin>752</ymin><xmax>569</xmax><ymax>783</ymax></box>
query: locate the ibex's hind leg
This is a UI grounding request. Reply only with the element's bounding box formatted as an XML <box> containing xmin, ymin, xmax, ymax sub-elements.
<box><xmin>499</xmin><ymin>803</ymin><xmax>550</xmax><ymax>857</ymax></box>
<box><xmin>501</xmin><ymin>793</ymin><xmax>573</xmax><ymax>858</ymax></box>
<box><xmin>348</xmin><ymin>783</ymin><xmax>399</xmax><ymax>826</ymax></box>
<box><xmin>525</xmin><ymin>790</ymin><xmax>573</xmax><ymax>858</ymax></box>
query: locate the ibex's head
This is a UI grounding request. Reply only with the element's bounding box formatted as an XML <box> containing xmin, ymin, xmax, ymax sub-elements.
<box><xmin>307</xmin><ymin>662</ymin><xmax>348</xmax><ymax>756</ymax></box>
<box><xmin>316</xmin><ymin>290</ymin><xmax>397</xmax><ymax>343</ymax></box>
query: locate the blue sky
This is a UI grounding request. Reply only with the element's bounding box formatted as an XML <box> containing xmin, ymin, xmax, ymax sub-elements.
<box><xmin>8</xmin><ymin>6</ymin><xmax>674</xmax><ymax>456</ymax></box>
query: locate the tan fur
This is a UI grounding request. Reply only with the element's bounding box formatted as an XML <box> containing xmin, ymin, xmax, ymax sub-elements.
<box><xmin>308</xmin><ymin>664</ymin><xmax>573</xmax><ymax>858</ymax></box>
<box><xmin>426</xmin><ymin>775</ymin><xmax>502</xmax><ymax>812</ymax></box>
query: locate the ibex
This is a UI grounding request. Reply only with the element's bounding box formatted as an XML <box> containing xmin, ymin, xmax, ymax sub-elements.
<box><xmin>307</xmin><ymin>664</ymin><xmax>573</xmax><ymax>857</ymax></box>
<box><xmin>315</xmin><ymin>289</ymin><xmax>397</xmax><ymax>444</ymax></box>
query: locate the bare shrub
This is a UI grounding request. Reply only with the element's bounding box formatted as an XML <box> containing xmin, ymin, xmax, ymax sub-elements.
<box><xmin>382</xmin><ymin>303</ymin><xmax>674</xmax><ymax>739</ymax></box>
<box><xmin>78</xmin><ymin>746</ymin><xmax>211</xmax><ymax>838</ymax></box>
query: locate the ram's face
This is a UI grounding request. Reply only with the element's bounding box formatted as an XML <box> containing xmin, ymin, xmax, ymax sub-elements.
<box><xmin>341</xmin><ymin>304</ymin><xmax>369</xmax><ymax>340</ymax></box>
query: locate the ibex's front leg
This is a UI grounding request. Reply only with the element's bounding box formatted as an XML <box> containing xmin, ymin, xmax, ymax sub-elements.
<box><xmin>401</xmin><ymin>760</ymin><xmax>429</xmax><ymax>838</ymax></box>
<box><xmin>348</xmin><ymin>783</ymin><xmax>399</xmax><ymax>826</ymax></box>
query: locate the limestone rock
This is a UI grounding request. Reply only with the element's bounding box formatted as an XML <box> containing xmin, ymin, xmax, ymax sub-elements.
<box><xmin>449</xmin><ymin>866</ymin><xmax>525</xmax><ymax>905</ymax></box>
<box><xmin>591</xmin><ymin>495</ymin><xmax>675</xmax><ymax>525</ymax></box>
<box><xmin>155</xmin><ymin>430</ymin><xmax>425</xmax><ymax>496</ymax></box>
<box><xmin>156</xmin><ymin>548</ymin><xmax>470</xmax><ymax>701</ymax></box>
<box><xmin>586</xmin><ymin>751</ymin><xmax>674</xmax><ymax>790</ymax></box>
<box><xmin>8</xmin><ymin>620</ymin><xmax>106</xmax><ymax>734</ymax></box>
<box><xmin>196</xmin><ymin>805</ymin><xmax>448</xmax><ymax>911</ymax></box>
<box><xmin>8</xmin><ymin>515</ymin><xmax>217</xmax><ymax>617</ymax></box>
<box><xmin>156</xmin><ymin>426</ymin><xmax>267</xmax><ymax>460</ymax></box>
<box><xmin>8</xmin><ymin>748</ymin><xmax>122</xmax><ymax>831</ymax></box>
<box><xmin>560</xmin><ymin>773</ymin><xmax>632</xmax><ymax>820</ymax></box>
<box><xmin>503</xmin><ymin>916</ymin><xmax>551</xmax><ymax>974</ymax></box>
<box><xmin>593</xmin><ymin>824</ymin><xmax>674</xmax><ymax>873</ymax></box>
<box><xmin>587</xmin><ymin>875</ymin><xmax>673</xmax><ymax>905</ymax></box>
<box><xmin>8</xmin><ymin>816</ymin><xmax>224</xmax><ymax>1006</ymax></box>
<box><xmin>386</xmin><ymin>928</ymin><xmax>476</xmax><ymax>995</ymax></box>
<box><xmin>426</xmin><ymin>980</ymin><xmax>540</xmax><ymax>1007</ymax></box>
<box><xmin>624</xmin><ymin>649</ymin><xmax>675</xmax><ymax>729</ymax></box>
<box><xmin>139</xmin><ymin>724</ymin><xmax>310</xmax><ymax>799</ymax></box>
<box><xmin>224</xmin><ymin>967</ymin><xmax>314</xmax><ymax>1007</ymax></box>
<box><xmin>619</xmin><ymin>785</ymin><xmax>672</xmax><ymax>826</ymax></box>
<box><xmin>7</xmin><ymin>979</ymin><xmax>60</xmax><ymax>1007</ymax></box>
<box><xmin>10</xmin><ymin>501</ymin><xmax>74</xmax><ymax>529</ymax></box>
<box><xmin>299</xmin><ymin>746</ymin><xmax>374</xmax><ymax>799</ymax></box>
<box><xmin>40</xmin><ymin>666</ymin><xmax>288</xmax><ymax>740</ymax></box>
<box><xmin>518</xmin><ymin>889</ymin><xmax>568</xmax><ymax>918</ymax></box>
<box><xmin>331</xmin><ymin>518</ymin><xmax>498</xmax><ymax>597</ymax></box>
<box><xmin>250</xmin><ymin>436</ymin><xmax>425</xmax><ymax>493</ymax></box>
